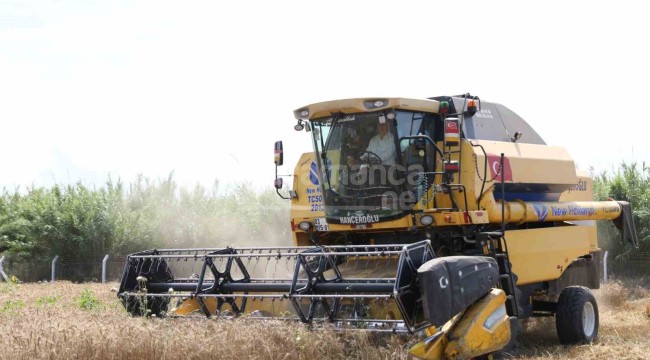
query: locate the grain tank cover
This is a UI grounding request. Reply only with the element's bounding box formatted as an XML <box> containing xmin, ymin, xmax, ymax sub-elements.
<box><xmin>463</xmin><ymin>101</ymin><xmax>546</xmax><ymax>144</ymax></box>
<box><xmin>431</xmin><ymin>96</ymin><xmax>546</xmax><ymax>145</ymax></box>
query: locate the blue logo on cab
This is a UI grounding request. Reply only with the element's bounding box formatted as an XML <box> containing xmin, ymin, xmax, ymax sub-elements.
<box><xmin>309</xmin><ymin>161</ymin><xmax>319</xmax><ymax>185</ymax></box>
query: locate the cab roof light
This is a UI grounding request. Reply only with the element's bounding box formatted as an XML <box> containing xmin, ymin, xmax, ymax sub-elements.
<box><xmin>364</xmin><ymin>99</ymin><xmax>388</xmax><ymax>110</ymax></box>
<box><xmin>440</xmin><ymin>101</ymin><xmax>449</xmax><ymax>118</ymax></box>
<box><xmin>294</xmin><ymin>109</ymin><xmax>309</xmax><ymax>119</ymax></box>
<box><xmin>466</xmin><ymin>99</ymin><xmax>478</xmax><ymax>116</ymax></box>
<box><xmin>467</xmin><ymin>99</ymin><xmax>476</xmax><ymax>107</ymax></box>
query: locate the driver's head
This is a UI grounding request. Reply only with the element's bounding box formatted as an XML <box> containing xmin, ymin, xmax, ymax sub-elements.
<box><xmin>377</xmin><ymin>117</ymin><xmax>389</xmax><ymax>136</ymax></box>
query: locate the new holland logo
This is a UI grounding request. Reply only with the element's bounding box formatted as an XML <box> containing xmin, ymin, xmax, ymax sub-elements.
<box><xmin>532</xmin><ymin>202</ymin><xmax>548</xmax><ymax>222</ymax></box>
<box><xmin>309</xmin><ymin>161</ymin><xmax>319</xmax><ymax>185</ymax></box>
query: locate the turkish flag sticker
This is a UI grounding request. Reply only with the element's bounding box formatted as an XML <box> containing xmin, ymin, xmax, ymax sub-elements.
<box><xmin>486</xmin><ymin>154</ymin><xmax>513</xmax><ymax>181</ymax></box>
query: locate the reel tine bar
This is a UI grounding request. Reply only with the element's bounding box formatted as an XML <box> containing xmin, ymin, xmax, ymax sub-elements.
<box><xmin>118</xmin><ymin>241</ymin><xmax>435</xmax><ymax>331</ymax></box>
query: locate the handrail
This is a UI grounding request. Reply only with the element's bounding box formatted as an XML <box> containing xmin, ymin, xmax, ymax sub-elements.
<box><xmin>102</xmin><ymin>255</ymin><xmax>110</xmax><ymax>284</ymax></box>
<box><xmin>51</xmin><ymin>255</ymin><xmax>59</xmax><ymax>282</ymax></box>
<box><xmin>0</xmin><ymin>256</ymin><xmax>8</xmax><ymax>282</ymax></box>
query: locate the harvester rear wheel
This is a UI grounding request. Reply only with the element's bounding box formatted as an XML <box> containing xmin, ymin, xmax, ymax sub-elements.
<box><xmin>555</xmin><ymin>286</ymin><xmax>599</xmax><ymax>344</ymax></box>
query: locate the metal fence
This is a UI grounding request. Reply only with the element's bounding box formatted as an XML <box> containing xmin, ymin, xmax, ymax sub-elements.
<box><xmin>0</xmin><ymin>255</ymin><xmax>127</xmax><ymax>283</ymax></box>
<box><xmin>607</xmin><ymin>251</ymin><xmax>650</xmax><ymax>278</ymax></box>
<box><xmin>0</xmin><ymin>250</ymin><xmax>647</xmax><ymax>284</ymax></box>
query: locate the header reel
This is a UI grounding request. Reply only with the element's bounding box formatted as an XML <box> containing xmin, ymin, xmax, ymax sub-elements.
<box><xmin>118</xmin><ymin>241</ymin><xmax>435</xmax><ymax>332</ymax></box>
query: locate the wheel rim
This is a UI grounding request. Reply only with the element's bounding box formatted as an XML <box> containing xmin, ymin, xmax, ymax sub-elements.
<box><xmin>582</xmin><ymin>301</ymin><xmax>596</xmax><ymax>337</ymax></box>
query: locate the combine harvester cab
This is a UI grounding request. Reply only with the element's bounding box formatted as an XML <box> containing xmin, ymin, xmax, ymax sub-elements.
<box><xmin>119</xmin><ymin>94</ymin><xmax>638</xmax><ymax>360</ymax></box>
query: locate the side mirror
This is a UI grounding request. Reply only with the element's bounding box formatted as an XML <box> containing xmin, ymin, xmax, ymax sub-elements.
<box><xmin>274</xmin><ymin>141</ymin><xmax>283</xmax><ymax>166</ymax></box>
<box><xmin>274</xmin><ymin>140</ymin><xmax>290</xmax><ymax>199</ymax></box>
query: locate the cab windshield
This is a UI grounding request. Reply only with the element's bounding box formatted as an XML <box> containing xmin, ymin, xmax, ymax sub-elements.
<box><xmin>311</xmin><ymin>110</ymin><xmax>442</xmax><ymax>223</ymax></box>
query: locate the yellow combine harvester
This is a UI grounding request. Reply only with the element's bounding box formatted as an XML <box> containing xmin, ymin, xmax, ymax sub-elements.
<box><xmin>118</xmin><ymin>94</ymin><xmax>638</xmax><ymax>359</ymax></box>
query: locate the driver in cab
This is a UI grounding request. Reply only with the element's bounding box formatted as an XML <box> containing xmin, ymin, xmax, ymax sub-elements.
<box><xmin>347</xmin><ymin>116</ymin><xmax>396</xmax><ymax>166</ymax></box>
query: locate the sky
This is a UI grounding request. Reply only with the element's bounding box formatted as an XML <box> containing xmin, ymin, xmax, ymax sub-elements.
<box><xmin>1</xmin><ymin>0</ymin><xmax>648</xmax><ymax>192</ymax></box>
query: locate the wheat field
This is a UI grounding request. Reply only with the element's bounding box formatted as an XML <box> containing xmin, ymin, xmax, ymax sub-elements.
<box><xmin>0</xmin><ymin>280</ymin><xmax>648</xmax><ymax>360</ymax></box>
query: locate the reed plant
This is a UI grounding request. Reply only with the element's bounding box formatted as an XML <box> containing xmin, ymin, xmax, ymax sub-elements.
<box><xmin>0</xmin><ymin>174</ymin><xmax>290</xmax><ymax>267</ymax></box>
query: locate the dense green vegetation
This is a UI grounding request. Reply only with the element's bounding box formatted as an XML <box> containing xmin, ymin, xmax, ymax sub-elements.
<box><xmin>0</xmin><ymin>162</ymin><xmax>648</xmax><ymax>279</ymax></box>
<box><xmin>593</xmin><ymin>162</ymin><xmax>650</xmax><ymax>276</ymax></box>
<box><xmin>0</xmin><ymin>174</ymin><xmax>291</xmax><ymax>262</ymax></box>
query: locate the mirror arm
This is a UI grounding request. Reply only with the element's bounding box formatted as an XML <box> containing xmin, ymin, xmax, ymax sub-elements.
<box><xmin>274</xmin><ymin>162</ymin><xmax>291</xmax><ymax>200</ymax></box>
<box><xmin>276</xmin><ymin>188</ymin><xmax>290</xmax><ymax>200</ymax></box>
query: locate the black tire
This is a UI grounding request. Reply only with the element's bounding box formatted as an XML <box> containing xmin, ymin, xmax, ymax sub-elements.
<box><xmin>555</xmin><ymin>286</ymin><xmax>599</xmax><ymax>344</ymax></box>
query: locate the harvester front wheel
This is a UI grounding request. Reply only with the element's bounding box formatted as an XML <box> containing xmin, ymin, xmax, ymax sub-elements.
<box><xmin>555</xmin><ymin>286</ymin><xmax>599</xmax><ymax>344</ymax></box>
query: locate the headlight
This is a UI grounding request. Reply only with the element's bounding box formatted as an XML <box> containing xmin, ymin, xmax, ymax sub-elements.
<box><xmin>299</xmin><ymin>221</ymin><xmax>313</xmax><ymax>231</ymax></box>
<box><xmin>294</xmin><ymin>108</ymin><xmax>310</xmax><ymax>119</ymax></box>
<box><xmin>420</xmin><ymin>215</ymin><xmax>434</xmax><ymax>226</ymax></box>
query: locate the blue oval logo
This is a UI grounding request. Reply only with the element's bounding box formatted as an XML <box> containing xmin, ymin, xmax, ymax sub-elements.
<box><xmin>532</xmin><ymin>202</ymin><xmax>548</xmax><ymax>222</ymax></box>
<box><xmin>309</xmin><ymin>161</ymin><xmax>319</xmax><ymax>185</ymax></box>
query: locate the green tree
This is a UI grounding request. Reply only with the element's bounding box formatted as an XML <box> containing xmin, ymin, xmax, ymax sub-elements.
<box><xmin>0</xmin><ymin>174</ymin><xmax>291</xmax><ymax>272</ymax></box>
<box><xmin>593</xmin><ymin>162</ymin><xmax>650</xmax><ymax>275</ymax></box>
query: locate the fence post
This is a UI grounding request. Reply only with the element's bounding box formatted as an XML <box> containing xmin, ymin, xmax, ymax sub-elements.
<box><xmin>603</xmin><ymin>250</ymin><xmax>608</xmax><ymax>283</ymax></box>
<box><xmin>0</xmin><ymin>256</ymin><xmax>8</xmax><ymax>282</ymax></box>
<box><xmin>102</xmin><ymin>254</ymin><xmax>110</xmax><ymax>284</ymax></box>
<box><xmin>51</xmin><ymin>255</ymin><xmax>59</xmax><ymax>282</ymax></box>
